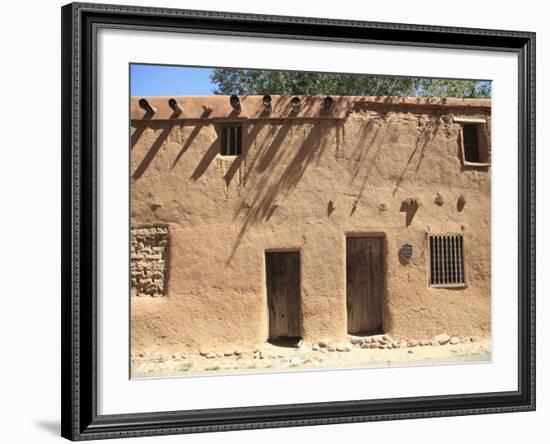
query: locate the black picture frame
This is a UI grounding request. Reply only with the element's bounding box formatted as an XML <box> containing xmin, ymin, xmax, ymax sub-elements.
<box><xmin>61</xmin><ymin>2</ymin><xmax>536</xmax><ymax>440</ymax></box>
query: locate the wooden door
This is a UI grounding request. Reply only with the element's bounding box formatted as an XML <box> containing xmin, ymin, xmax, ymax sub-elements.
<box><xmin>346</xmin><ymin>236</ymin><xmax>384</xmax><ymax>334</ymax></box>
<box><xmin>266</xmin><ymin>252</ymin><xmax>301</xmax><ymax>339</ymax></box>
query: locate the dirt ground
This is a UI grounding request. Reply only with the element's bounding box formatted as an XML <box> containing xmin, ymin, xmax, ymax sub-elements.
<box><xmin>131</xmin><ymin>336</ymin><xmax>491</xmax><ymax>379</ymax></box>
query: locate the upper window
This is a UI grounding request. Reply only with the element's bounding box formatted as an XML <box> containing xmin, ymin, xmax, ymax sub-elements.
<box><xmin>454</xmin><ymin>117</ymin><xmax>490</xmax><ymax>166</ymax></box>
<box><xmin>462</xmin><ymin>123</ymin><xmax>489</xmax><ymax>165</ymax></box>
<box><xmin>220</xmin><ymin>125</ymin><xmax>242</xmax><ymax>156</ymax></box>
<box><xmin>428</xmin><ymin>234</ymin><xmax>466</xmax><ymax>288</ymax></box>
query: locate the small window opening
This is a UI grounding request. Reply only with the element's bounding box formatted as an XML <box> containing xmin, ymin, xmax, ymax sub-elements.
<box><xmin>461</xmin><ymin>123</ymin><xmax>489</xmax><ymax>165</ymax></box>
<box><xmin>429</xmin><ymin>234</ymin><xmax>466</xmax><ymax>287</ymax></box>
<box><xmin>220</xmin><ymin>125</ymin><xmax>242</xmax><ymax>156</ymax></box>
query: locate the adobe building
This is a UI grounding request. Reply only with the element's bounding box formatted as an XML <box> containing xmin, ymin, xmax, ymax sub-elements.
<box><xmin>130</xmin><ymin>94</ymin><xmax>491</xmax><ymax>355</ymax></box>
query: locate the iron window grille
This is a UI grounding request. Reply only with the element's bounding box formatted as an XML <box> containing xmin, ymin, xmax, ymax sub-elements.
<box><xmin>428</xmin><ymin>234</ymin><xmax>466</xmax><ymax>287</ymax></box>
<box><xmin>220</xmin><ymin>125</ymin><xmax>243</xmax><ymax>156</ymax></box>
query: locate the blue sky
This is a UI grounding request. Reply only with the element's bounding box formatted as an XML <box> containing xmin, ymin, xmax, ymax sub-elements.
<box><xmin>131</xmin><ymin>64</ymin><xmax>215</xmax><ymax>96</ymax></box>
<box><xmin>130</xmin><ymin>64</ymin><xmax>491</xmax><ymax>97</ymax></box>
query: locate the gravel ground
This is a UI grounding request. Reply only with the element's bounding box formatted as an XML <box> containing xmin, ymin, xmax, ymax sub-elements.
<box><xmin>131</xmin><ymin>336</ymin><xmax>491</xmax><ymax>378</ymax></box>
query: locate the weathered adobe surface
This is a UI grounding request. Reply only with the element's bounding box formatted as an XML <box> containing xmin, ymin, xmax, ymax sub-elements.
<box><xmin>130</xmin><ymin>96</ymin><xmax>491</xmax><ymax>355</ymax></box>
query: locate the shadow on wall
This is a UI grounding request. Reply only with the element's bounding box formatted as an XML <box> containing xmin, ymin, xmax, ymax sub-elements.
<box><xmin>347</xmin><ymin>118</ymin><xmax>384</xmax><ymax>214</ymax></box>
<box><xmin>172</xmin><ymin>123</ymin><xmax>206</xmax><ymax>168</ymax></box>
<box><xmin>131</xmin><ymin>110</ymin><xmax>181</xmax><ymax>180</ymax></box>
<box><xmin>226</xmin><ymin>121</ymin><xmax>332</xmax><ymax>263</ymax></box>
<box><xmin>392</xmin><ymin>115</ymin><xmax>443</xmax><ymax>196</ymax></box>
<box><xmin>131</xmin><ymin>103</ymin><xmax>445</xmax><ymax>263</ymax></box>
<box><xmin>131</xmin><ymin>124</ymin><xmax>148</xmax><ymax>149</ymax></box>
<box><xmin>223</xmin><ymin>121</ymin><xmax>267</xmax><ymax>186</ymax></box>
<box><xmin>400</xmin><ymin>198</ymin><xmax>420</xmax><ymax>227</ymax></box>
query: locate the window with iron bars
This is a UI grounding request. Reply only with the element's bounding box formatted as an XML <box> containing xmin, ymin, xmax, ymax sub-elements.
<box><xmin>428</xmin><ymin>234</ymin><xmax>466</xmax><ymax>287</ymax></box>
<box><xmin>220</xmin><ymin>125</ymin><xmax>242</xmax><ymax>156</ymax></box>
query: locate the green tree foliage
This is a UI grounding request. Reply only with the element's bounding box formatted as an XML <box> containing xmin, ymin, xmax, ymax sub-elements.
<box><xmin>416</xmin><ymin>79</ymin><xmax>491</xmax><ymax>98</ymax></box>
<box><xmin>210</xmin><ymin>69</ymin><xmax>491</xmax><ymax>98</ymax></box>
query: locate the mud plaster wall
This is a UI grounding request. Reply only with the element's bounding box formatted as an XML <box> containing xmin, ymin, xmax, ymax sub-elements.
<box><xmin>130</xmin><ymin>103</ymin><xmax>491</xmax><ymax>354</ymax></box>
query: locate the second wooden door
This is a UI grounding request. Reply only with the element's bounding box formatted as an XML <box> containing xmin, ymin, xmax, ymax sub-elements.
<box><xmin>346</xmin><ymin>236</ymin><xmax>385</xmax><ymax>334</ymax></box>
<box><xmin>266</xmin><ymin>251</ymin><xmax>301</xmax><ymax>339</ymax></box>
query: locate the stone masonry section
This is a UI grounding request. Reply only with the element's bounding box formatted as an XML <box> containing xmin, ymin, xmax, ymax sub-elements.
<box><xmin>131</xmin><ymin>226</ymin><xmax>169</xmax><ymax>297</ymax></box>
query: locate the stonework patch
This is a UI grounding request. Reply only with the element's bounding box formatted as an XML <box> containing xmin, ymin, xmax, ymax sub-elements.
<box><xmin>130</xmin><ymin>226</ymin><xmax>169</xmax><ymax>297</ymax></box>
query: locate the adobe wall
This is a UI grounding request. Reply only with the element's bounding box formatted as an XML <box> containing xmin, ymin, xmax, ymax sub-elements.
<box><xmin>130</xmin><ymin>96</ymin><xmax>491</xmax><ymax>355</ymax></box>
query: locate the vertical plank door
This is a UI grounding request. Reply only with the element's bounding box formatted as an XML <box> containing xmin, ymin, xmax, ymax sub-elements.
<box><xmin>265</xmin><ymin>251</ymin><xmax>301</xmax><ymax>339</ymax></box>
<box><xmin>346</xmin><ymin>236</ymin><xmax>384</xmax><ymax>334</ymax></box>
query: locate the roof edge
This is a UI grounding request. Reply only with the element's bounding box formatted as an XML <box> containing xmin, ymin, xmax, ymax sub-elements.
<box><xmin>130</xmin><ymin>95</ymin><xmax>491</xmax><ymax>121</ymax></box>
